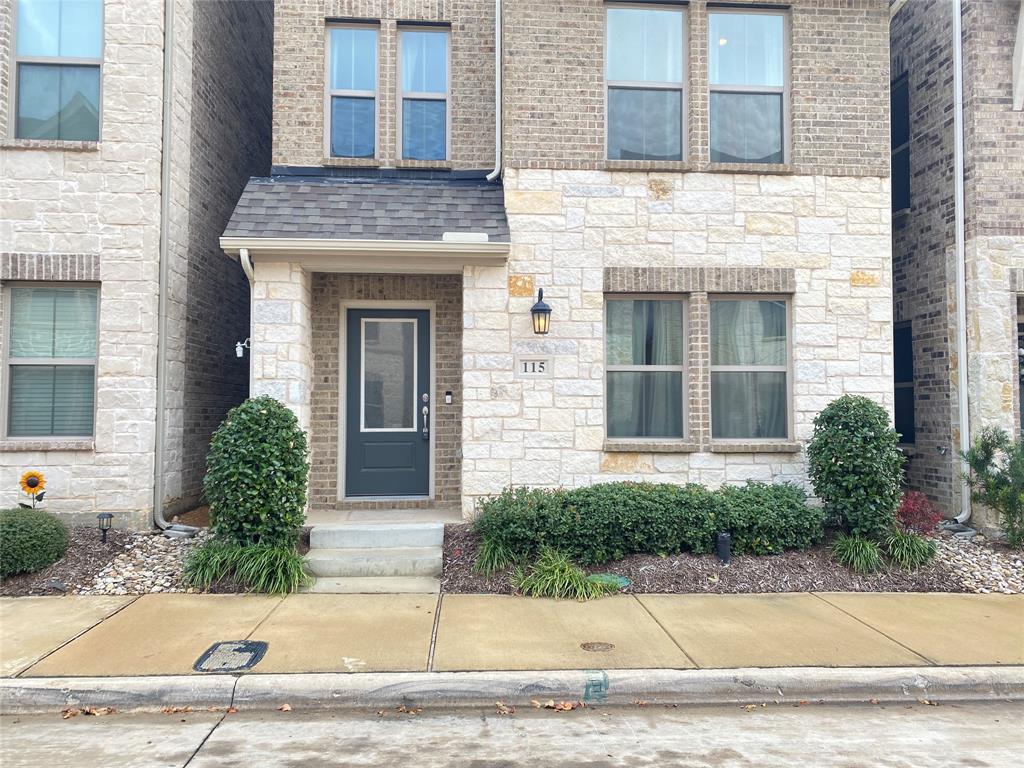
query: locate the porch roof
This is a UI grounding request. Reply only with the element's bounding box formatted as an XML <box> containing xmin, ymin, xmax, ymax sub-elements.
<box><xmin>222</xmin><ymin>174</ymin><xmax>510</xmax><ymax>244</ymax></box>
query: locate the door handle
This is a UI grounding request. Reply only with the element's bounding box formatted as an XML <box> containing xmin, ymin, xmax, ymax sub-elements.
<box><xmin>421</xmin><ymin>394</ymin><xmax>430</xmax><ymax>440</ymax></box>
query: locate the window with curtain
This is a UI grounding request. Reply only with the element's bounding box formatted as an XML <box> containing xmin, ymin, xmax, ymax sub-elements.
<box><xmin>708</xmin><ymin>11</ymin><xmax>786</xmax><ymax>164</ymax></box>
<box><xmin>893</xmin><ymin>322</ymin><xmax>915</xmax><ymax>444</ymax></box>
<box><xmin>891</xmin><ymin>73</ymin><xmax>910</xmax><ymax>212</ymax></box>
<box><xmin>5</xmin><ymin>286</ymin><xmax>98</xmax><ymax>437</ymax></box>
<box><xmin>14</xmin><ymin>0</ymin><xmax>103</xmax><ymax>141</ymax></box>
<box><xmin>605</xmin><ymin>298</ymin><xmax>685</xmax><ymax>438</ymax></box>
<box><xmin>400</xmin><ymin>28</ymin><xmax>448</xmax><ymax>161</ymax></box>
<box><xmin>328</xmin><ymin>25</ymin><xmax>378</xmax><ymax>158</ymax></box>
<box><xmin>605</xmin><ymin>5</ymin><xmax>684</xmax><ymax>161</ymax></box>
<box><xmin>710</xmin><ymin>298</ymin><xmax>789</xmax><ymax>439</ymax></box>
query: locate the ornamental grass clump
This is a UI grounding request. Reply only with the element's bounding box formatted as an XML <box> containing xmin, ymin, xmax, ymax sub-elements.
<box><xmin>185</xmin><ymin>397</ymin><xmax>312</xmax><ymax>594</ymax></box>
<box><xmin>884</xmin><ymin>528</ymin><xmax>937</xmax><ymax>570</ymax></box>
<box><xmin>512</xmin><ymin>548</ymin><xmax>619</xmax><ymax>601</ymax></box>
<box><xmin>807</xmin><ymin>395</ymin><xmax>904</xmax><ymax>541</ymax></box>
<box><xmin>831</xmin><ymin>533</ymin><xmax>883</xmax><ymax>574</ymax></box>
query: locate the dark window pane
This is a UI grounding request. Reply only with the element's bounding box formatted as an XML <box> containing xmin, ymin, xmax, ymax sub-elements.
<box><xmin>607</xmin><ymin>371</ymin><xmax>683</xmax><ymax>438</ymax></box>
<box><xmin>330</xmin><ymin>96</ymin><xmax>375</xmax><ymax>158</ymax></box>
<box><xmin>402</xmin><ymin>98</ymin><xmax>446</xmax><ymax>160</ymax></box>
<box><xmin>8</xmin><ymin>365</ymin><xmax>95</xmax><ymax>437</ymax></box>
<box><xmin>16</xmin><ymin>63</ymin><xmax>99</xmax><ymax>140</ymax></box>
<box><xmin>894</xmin><ymin>325</ymin><xmax>914</xmax><ymax>383</ymax></box>
<box><xmin>711</xmin><ymin>371</ymin><xmax>787</xmax><ymax>439</ymax></box>
<box><xmin>895</xmin><ymin>386</ymin><xmax>916</xmax><ymax>444</ymax></box>
<box><xmin>891</xmin><ymin>75</ymin><xmax>910</xmax><ymax>148</ymax></box>
<box><xmin>892</xmin><ymin>147</ymin><xmax>910</xmax><ymax>211</ymax></box>
<box><xmin>710</xmin><ymin>91</ymin><xmax>783</xmax><ymax>164</ymax></box>
<box><xmin>608</xmin><ymin>87</ymin><xmax>682</xmax><ymax>161</ymax></box>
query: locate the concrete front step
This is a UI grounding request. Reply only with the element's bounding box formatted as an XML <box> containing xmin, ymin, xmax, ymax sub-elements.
<box><xmin>304</xmin><ymin>547</ymin><xmax>442</xmax><ymax>578</ymax></box>
<box><xmin>301</xmin><ymin>576</ymin><xmax>440</xmax><ymax>594</ymax></box>
<box><xmin>309</xmin><ymin>522</ymin><xmax>444</xmax><ymax>550</ymax></box>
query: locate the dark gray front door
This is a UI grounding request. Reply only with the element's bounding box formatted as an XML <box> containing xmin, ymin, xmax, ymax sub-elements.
<box><xmin>345</xmin><ymin>308</ymin><xmax>431</xmax><ymax>497</ymax></box>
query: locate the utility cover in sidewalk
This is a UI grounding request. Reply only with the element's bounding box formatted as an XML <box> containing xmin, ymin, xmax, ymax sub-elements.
<box><xmin>193</xmin><ymin>640</ymin><xmax>268</xmax><ymax>673</ymax></box>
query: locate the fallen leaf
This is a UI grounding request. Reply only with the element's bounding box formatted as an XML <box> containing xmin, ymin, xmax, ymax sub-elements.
<box><xmin>162</xmin><ymin>706</ymin><xmax>192</xmax><ymax>715</ymax></box>
<box><xmin>917</xmin><ymin>698</ymin><xmax>938</xmax><ymax>707</ymax></box>
<box><xmin>61</xmin><ymin>708</ymin><xmax>81</xmax><ymax>720</ymax></box>
<box><xmin>869</xmin><ymin>699</ymin><xmax>880</xmax><ymax>705</ymax></box>
<box><xmin>396</xmin><ymin>705</ymin><xmax>421</xmax><ymax>715</ymax></box>
<box><xmin>553</xmin><ymin>701</ymin><xmax>578</xmax><ymax>712</ymax></box>
<box><xmin>226</xmin><ymin>707</ymin><xmax>238</xmax><ymax>715</ymax></box>
<box><xmin>495</xmin><ymin>701</ymin><xmax>515</xmax><ymax>715</ymax></box>
<box><xmin>633</xmin><ymin>700</ymin><xmax>648</xmax><ymax>708</ymax></box>
<box><xmin>743</xmin><ymin>704</ymin><xmax>757</xmax><ymax>712</ymax></box>
<box><xmin>83</xmin><ymin>707</ymin><xmax>115</xmax><ymax>717</ymax></box>
<box><xmin>376</xmin><ymin>710</ymin><xmax>387</xmax><ymax>718</ymax></box>
<box><xmin>277</xmin><ymin>703</ymin><xmax>292</xmax><ymax>712</ymax></box>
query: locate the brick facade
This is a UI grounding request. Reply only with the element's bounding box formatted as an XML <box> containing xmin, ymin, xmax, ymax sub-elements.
<box><xmin>0</xmin><ymin>0</ymin><xmax>272</xmax><ymax>528</ymax></box>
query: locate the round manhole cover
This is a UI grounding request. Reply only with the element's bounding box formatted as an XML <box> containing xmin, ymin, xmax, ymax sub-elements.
<box><xmin>580</xmin><ymin>642</ymin><xmax>615</xmax><ymax>652</ymax></box>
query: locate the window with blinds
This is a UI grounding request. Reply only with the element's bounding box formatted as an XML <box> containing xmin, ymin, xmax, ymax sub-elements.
<box><xmin>5</xmin><ymin>285</ymin><xmax>98</xmax><ymax>437</ymax></box>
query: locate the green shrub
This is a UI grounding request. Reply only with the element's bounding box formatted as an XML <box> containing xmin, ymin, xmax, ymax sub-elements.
<box><xmin>807</xmin><ymin>395</ymin><xmax>904</xmax><ymax>540</ymax></box>
<box><xmin>963</xmin><ymin>427</ymin><xmax>1024</xmax><ymax>548</ymax></box>
<box><xmin>184</xmin><ymin>540</ymin><xmax>310</xmax><ymax>595</ymax></box>
<box><xmin>0</xmin><ymin>508</ymin><xmax>69</xmax><ymax>579</ymax></box>
<box><xmin>884</xmin><ymin>529</ymin><xmax>937</xmax><ymax>570</ymax></box>
<box><xmin>831</xmin><ymin>534</ymin><xmax>883</xmax><ymax>573</ymax></box>
<box><xmin>473</xmin><ymin>481</ymin><xmax>821</xmax><ymax>568</ymax></box>
<box><xmin>512</xmin><ymin>548</ymin><xmax>619</xmax><ymax>601</ymax></box>
<box><xmin>204</xmin><ymin>396</ymin><xmax>309</xmax><ymax>547</ymax></box>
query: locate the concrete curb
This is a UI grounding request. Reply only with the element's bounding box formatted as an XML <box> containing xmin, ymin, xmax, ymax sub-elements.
<box><xmin>3</xmin><ymin>666</ymin><xmax>1022</xmax><ymax>714</ymax></box>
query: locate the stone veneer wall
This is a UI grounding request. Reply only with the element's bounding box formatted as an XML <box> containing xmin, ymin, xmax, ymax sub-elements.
<box><xmin>459</xmin><ymin>168</ymin><xmax>893</xmax><ymax>516</ymax></box>
<box><xmin>307</xmin><ymin>274</ymin><xmax>463</xmax><ymax>512</ymax></box>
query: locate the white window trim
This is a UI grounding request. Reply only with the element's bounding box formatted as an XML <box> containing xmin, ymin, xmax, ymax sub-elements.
<box><xmin>707</xmin><ymin>6</ymin><xmax>790</xmax><ymax>165</ymax></box>
<box><xmin>8</xmin><ymin>0</ymin><xmax>105</xmax><ymax>142</ymax></box>
<box><xmin>604</xmin><ymin>2</ymin><xmax>687</xmax><ymax>162</ymax></box>
<box><xmin>708</xmin><ymin>295</ymin><xmax>793</xmax><ymax>442</ymax></box>
<box><xmin>323</xmin><ymin>22</ymin><xmax>379</xmax><ymax>160</ymax></box>
<box><xmin>397</xmin><ymin>25</ymin><xmax>451</xmax><ymax>162</ymax></box>
<box><xmin>0</xmin><ymin>282</ymin><xmax>100</xmax><ymax>440</ymax></box>
<box><xmin>604</xmin><ymin>294</ymin><xmax>688</xmax><ymax>441</ymax></box>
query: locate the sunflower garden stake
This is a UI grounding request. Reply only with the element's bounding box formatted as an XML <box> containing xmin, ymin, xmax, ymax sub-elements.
<box><xmin>19</xmin><ymin>470</ymin><xmax>46</xmax><ymax>509</ymax></box>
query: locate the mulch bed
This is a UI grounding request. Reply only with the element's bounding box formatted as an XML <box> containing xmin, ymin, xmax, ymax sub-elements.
<box><xmin>0</xmin><ymin>526</ymin><xmax>131</xmax><ymax>597</ymax></box>
<box><xmin>441</xmin><ymin>523</ymin><xmax>967</xmax><ymax>595</ymax></box>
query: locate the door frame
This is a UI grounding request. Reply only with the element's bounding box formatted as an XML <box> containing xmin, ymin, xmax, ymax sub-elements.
<box><xmin>338</xmin><ymin>300</ymin><xmax>436</xmax><ymax>502</ymax></box>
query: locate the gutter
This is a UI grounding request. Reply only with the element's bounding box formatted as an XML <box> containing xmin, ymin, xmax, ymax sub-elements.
<box><xmin>152</xmin><ymin>0</ymin><xmax>175</xmax><ymax>531</ymax></box>
<box><xmin>485</xmin><ymin>0</ymin><xmax>502</xmax><ymax>182</ymax></box>
<box><xmin>952</xmin><ymin>0</ymin><xmax>972</xmax><ymax>523</ymax></box>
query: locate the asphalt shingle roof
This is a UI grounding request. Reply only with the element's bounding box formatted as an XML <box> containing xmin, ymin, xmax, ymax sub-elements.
<box><xmin>223</xmin><ymin>175</ymin><xmax>510</xmax><ymax>243</ymax></box>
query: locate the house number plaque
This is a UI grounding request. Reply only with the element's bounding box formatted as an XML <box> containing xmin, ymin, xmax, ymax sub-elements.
<box><xmin>514</xmin><ymin>355</ymin><xmax>553</xmax><ymax>379</ymax></box>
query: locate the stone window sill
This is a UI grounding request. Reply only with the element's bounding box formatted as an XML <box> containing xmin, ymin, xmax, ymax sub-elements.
<box><xmin>0</xmin><ymin>439</ymin><xmax>95</xmax><ymax>452</ymax></box>
<box><xmin>704</xmin><ymin>162</ymin><xmax>794</xmax><ymax>175</ymax></box>
<box><xmin>393</xmin><ymin>159</ymin><xmax>455</xmax><ymax>170</ymax></box>
<box><xmin>604</xmin><ymin>439</ymin><xmax>701</xmax><ymax>453</ymax></box>
<box><xmin>1</xmin><ymin>138</ymin><xmax>100</xmax><ymax>152</ymax></box>
<box><xmin>603</xmin><ymin>159</ymin><xmax>693</xmax><ymax>173</ymax></box>
<box><xmin>709</xmin><ymin>440</ymin><xmax>802</xmax><ymax>454</ymax></box>
<box><xmin>322</xmin><ymin>157</ymin><xmax>381</xmax><ymax>168</ymax></box>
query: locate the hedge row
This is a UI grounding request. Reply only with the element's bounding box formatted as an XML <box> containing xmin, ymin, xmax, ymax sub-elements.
<box><xmin>473</xmin><ymin>481</ymin><xmax>823</xmax><ymax>567</ymax></box>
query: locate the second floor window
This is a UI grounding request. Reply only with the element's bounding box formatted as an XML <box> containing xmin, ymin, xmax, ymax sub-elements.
<box><xmin>709</xmin><ymin>10</ymin><xmax>786</xmax><ymax>164</ymax></box>
<box><xmin>605</xmin><ymin>4</ymin><xmax>684</xmax><ymax>161</ymax></box>
<box><xmin>891</xmin><ymin>74</ymin><xmax>911</xmax><ymax>212</ymax></box>
<box><xmin>328</xmin><ymin>25</ymin><xmax>378</xmax><ymax>158</ymax></box>
<box><xmin>13</xmin><ymin>0</ymin><xmax>103</xmax><ymax>141</ymax></box>
<box><xmin>399</xmin><ymin>28</ymin><xmax>449</xmax><ymax>161</ymax></box>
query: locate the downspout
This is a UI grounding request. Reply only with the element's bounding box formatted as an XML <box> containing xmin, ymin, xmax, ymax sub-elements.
<box><xmin>239</xmin><ymin>248</ymin><xmax>255</xmax><ymax>286</ymax></box>
<box><xmin>152</xmin><ymin>0</ymin><xmax>176</xmax><ymax>530</ymax></box>
<box><xmin>952</xmin><ymin>0</ymin><xmax>972</xmax><ymax>523</ymax></box>
<box><xmin>485</xmin><ymin>0</ymin><xmax>502</xmax><ymax>181</ymax></box>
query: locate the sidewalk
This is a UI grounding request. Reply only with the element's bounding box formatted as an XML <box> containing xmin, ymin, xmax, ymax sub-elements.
<box><xmin>1</xmin><ymin>592</ymin><xmax>1022</xmax><ymax>711</ymax></box>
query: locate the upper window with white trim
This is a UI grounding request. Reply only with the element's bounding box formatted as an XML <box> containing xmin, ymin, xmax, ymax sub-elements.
<box><xmin>708</xmin><ymin>9</ymin><xmax>787</xmax><ymax>164</ymax></box>
<box><xmin>605</xmin><ymin>3</ymin><xmax>685</xmax><ymax>161</ymax></box>
<box><xmin>4</xmin><ymin>285</ymin><xmax>98</xmax><ymax>438</ymax></box>
<box><xmin>327</xmin><ymin>24</ymin><xmax>378</xmax><ymax>158</ymax></box>
<box><xmin>13</xmin><ymin>0</ymin><xmax>103</xmax><ymax>141</ymax></box>
<box><xmin>399</xmin><ymin>27</ymin><xmax>449</xmax><ymax>161</ymax></box>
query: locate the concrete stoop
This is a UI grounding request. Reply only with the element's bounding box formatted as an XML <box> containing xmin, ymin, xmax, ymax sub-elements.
<box><xmin>303</xmin><ymin>521</ymin><xmax>444</xmax><ymax>594</ymax></box>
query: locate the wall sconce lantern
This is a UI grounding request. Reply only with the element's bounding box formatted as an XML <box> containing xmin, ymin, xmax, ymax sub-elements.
<box><xmin>97</xmin><ymin>513</ymin><xmax>113</xmax><ymax>543</ymax></box>
<box><xmin>530</xmin><ymin>289</ymin><xmax>552</xmax><ymax>335</ymax></box>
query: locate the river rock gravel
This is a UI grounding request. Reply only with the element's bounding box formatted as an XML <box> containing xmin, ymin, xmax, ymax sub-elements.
<box><xmin>73</xmin><ymin>529</ymin><xmax>210</xmax><ymax>595</ymax></box>
<box><xmin>934</xmin><ymin>532</ymin><xmax>1023</xmax><ymax>594</ymax></box>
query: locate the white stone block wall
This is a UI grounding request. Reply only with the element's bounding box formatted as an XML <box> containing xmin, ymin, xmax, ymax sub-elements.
<box><xmin>0</xmin><ymin>0</ymin><xmax>166</xmax><ymax>528</ymax></box>
<box><xmin>250</xmin><ymin>261</ymin><xmax>314</xmax><ymax>432</ymax></box>
<box><xmin>459</xmin><ymin>168</ymin><xmax>894</xmax><ymax>516</ymax></box>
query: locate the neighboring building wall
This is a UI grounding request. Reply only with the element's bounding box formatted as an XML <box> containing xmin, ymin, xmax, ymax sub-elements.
<box><xmin>308</xmin><ymin>274</ymin><xmax>463</xmax><ymax>513</ymax></box>
<box><xmin>272</xmin><ymin>0</ymin><xmax>496</xmax><ymax>170</ymax></box>
<box><xmin>889</xmin><ymin>0</ymin><xmax>960</xmax><ymax>511</ymax></box>
<box><xmin>0</xmin><ymin>0</ymin><xmax>166</xmax><ymax>528</ymax></box>
<box><xmin>460</xmin><ymin>168</ymin><xmax>893</xmax><ymax>515</ymax></box>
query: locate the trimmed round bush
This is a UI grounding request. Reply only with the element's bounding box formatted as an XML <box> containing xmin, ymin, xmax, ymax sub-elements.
<box><xmin>807</xmin><ymin>395</ymin><xmax>904</xmax><ymax>540</ymax></box>
<box><xmin>204</xmin><ymin>396</ymin><xmax>309</xmax><ymax>547</ymax></box>
<box><xmin>0</xmin><ymin>508</ymin><xmax>69</xmax><ymax>578</ymax></box>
